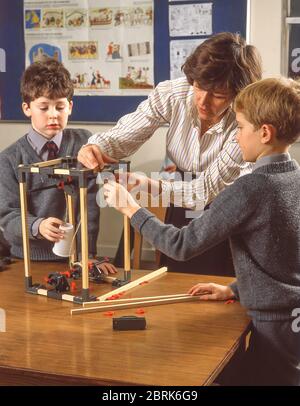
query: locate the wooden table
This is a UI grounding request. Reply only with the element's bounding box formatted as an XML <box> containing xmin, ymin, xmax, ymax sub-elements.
<box><xmin>0</xmin><ymin>260</ymin><xmax>250</xmax><ymax>386</ymax></box>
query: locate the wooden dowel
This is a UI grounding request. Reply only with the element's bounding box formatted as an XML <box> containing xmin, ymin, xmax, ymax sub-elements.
<box><xmin>83</xmin><ymin>293</ymin><xmax>192</xmax><ymax>307</ymax></box>
<box><xmin>95</xmin><ymin>266</ymin><xmax>168</xmax><ymax>301</ymax></box>
<box><xmin>32</xmin><ymin>158</ymin><xmax>63</xmax><ymax>167</ymax></box>
<box><xmin>67</xmin><ymin>194</ymin><xmax>77</xmax><ymax>264</ymax></box>
<box><xmin>124</xmin><ymin>214</ymin><xmax>131</xmax><ymax>272</ymax></box>
<box><xmin>71</xmin><ymin>295</ymin><xmax>201</xmax><ymax>315</ymax></box>
<box><xmin>102</xmin><ymin>276</ymin><xmax>118</xmax><ymax>283</ymax></box>
<box><xmin>80</xmin><ymin>187</ymin><xmax>89</xmax><ymax>291</ymax></box>
<box><xmin>19</xmin><ymin>181</ymin><xmax>31</xmax><ymax>278</ymax></box>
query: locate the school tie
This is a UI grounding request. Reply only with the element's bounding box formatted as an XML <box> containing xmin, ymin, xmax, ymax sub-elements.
<box><xmin>44</xmin><ymin>141</ymin><xmax>59</xmax><ymax>160</ymax></box>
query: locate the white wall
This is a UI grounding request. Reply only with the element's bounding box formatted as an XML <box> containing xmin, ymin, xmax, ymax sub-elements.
<box><xmin>1</xmin><ymin>0</ymin><xmax>298</xmax><ymax>260</ymax></box>
<box><xmin>249</xmin><ymin>0</ymin><xmax>283</xmax><ymax>78</ymax></box>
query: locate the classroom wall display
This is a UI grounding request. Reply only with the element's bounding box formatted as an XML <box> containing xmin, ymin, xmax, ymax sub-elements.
<box><xmin>170</xmin><ymin>38</ymin><xmax>205</xmax><ymax>80</ymax></box>
<box><xmin>24</xmin><ymin>0</ymin><xmax>154</xmax><ymax>97</ymax></box>
<box><xmin>169</xmin><ymin>2</ymin><xmax>212</xmax><ymax>37</ymax></box>
<box><xmin>0</xmin><ymin>0</ymin><xmax>247</xmax><ymax>122</ymax></box>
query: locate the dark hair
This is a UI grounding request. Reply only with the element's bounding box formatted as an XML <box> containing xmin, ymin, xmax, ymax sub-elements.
<box><xmin>182</xmin><ymin>32</ymin><xmax>262</xmax><ymax>96</ymax></box>
<box><xmin>20</xmin><ymin>58</ymin><xmax>74</xmax><ymax>104</ymax></box>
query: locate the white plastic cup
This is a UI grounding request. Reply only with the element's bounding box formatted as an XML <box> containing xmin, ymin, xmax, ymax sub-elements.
<box><xmin>52</xmin><ymin>223</ymin><xmax>74</xmax><ymax>258</ymax></box>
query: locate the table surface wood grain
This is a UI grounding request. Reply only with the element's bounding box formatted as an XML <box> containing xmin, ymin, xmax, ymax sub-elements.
<box><xmin>0</xmin><ymin>260</ymin><xmax>250</xmax><ymax>386</ymax></box>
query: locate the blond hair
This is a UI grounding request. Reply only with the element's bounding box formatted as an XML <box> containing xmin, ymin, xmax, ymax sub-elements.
<box><xmin>234</xmin><ymin>77</ymin><xmax>300</xmax><ymax>144</ymax></box>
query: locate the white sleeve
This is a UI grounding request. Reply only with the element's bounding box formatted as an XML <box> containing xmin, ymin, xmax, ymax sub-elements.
<box><xmin>87</xmin><ymin>81</ymin><xmax>174</xmax><ymax>159</ymax></box>
<box><xmin>161</xmin><ymin>133</ymin><xmax>253</xmax><ymax>210</ymax></box>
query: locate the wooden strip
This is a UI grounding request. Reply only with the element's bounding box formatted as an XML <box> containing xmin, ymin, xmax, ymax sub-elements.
<box><xmin>53</xmin><ymin>169</ymin><xmax>70</xmax><ymax>175</ymax></box>
<box><xmin>62</xmin><ymin>294</ymin><xmax>76</xmax><ymax>302</ymax></box>
<box><xmin>67</xmin><ymin>194</ymin><xmax>77</xmax><ymax>264</ymax></box>
<box><xmin>37</xmin><ymin>289</ymin><xmax>48</xmax><ymax>296</ymax></box>
<box><xmin>102</xmin><ymin>276</ymin><xmax>118</xmax><ymax>283</ymax></box>
<box><xmin>19</xmin><ymin>181</ymin><xmax>31</xmax><ymax>278</ymax></box>
<box><xmin>95</xmin><ymin>266</ymin><xmax>168</xmax><ymax>302</ymax></box>
<box><xmin>79</xmin><ymin>187</ymin><xmax>89</xmax><ymax>290</ymax></box>
<box><xmin>71</xmin><ymin>295</ymin><xmax>200</xmax><ymax>315</ymax></box>
<box><xmin>123</xmin><ymin>215</ymin><xmax>131</xmax><ymax>272</ymax></box>
<box><xmin>83</xmin><ymin>293</ymin><xmax>192</xmax><ymax>307</ymax></box>
<box><xmin>33</xmin><ymin>158</ymin><xmax>63</xmax><ymax>167</ymax></box>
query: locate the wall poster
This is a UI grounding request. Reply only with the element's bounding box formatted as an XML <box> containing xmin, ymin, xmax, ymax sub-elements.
<box><xmin>24</xmin><ymin>0</ymin><xmax>154</xmax><ymax>96</ymax></box>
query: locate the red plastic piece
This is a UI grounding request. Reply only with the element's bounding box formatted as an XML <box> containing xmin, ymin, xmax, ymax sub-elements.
<box><xmin>103</xmin><ymin>311</ymin><xmax>115</xmax><ymax>317</ymax></box>
<box><xmin>105</xmin><ymin>296</ymin><xmax>115</xmax><ymax>301</ymax></box>
<box><xmin>225</xmin><ymin>299</ymin><xmax>236</xmax><ymax>305</ymax></box>
<box><xmin>135</xmin><ymin>308</ymin><xmax>145</xmax><ymax>314</ymax></box>
<box><xmin>70</xmin><ymin>281</ymin><xmax>77</xmax><ymax>292</ymax></box>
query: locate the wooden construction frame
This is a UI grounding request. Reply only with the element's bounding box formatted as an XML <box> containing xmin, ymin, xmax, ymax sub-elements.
<box><xmin>18</xmin><ymin>157</ymin><xmax>131</xmax><ymax>304</ymax></box>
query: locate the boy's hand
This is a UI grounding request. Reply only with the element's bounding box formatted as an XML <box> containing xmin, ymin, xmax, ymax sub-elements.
<box><xmin>117</xmin><ymin>172</ymin><xmax>160</xmax><ymax>196</ymax></box>
<box><xmin>188</xmin><ymin>283</ymin><xmax>235</xmax><ymax>301</ymax></box>
<box><xmin>78</xmin><ymin>144</ymin><xmax>117</xmax><ymax>170</ymax></box>
<box><xmin>97</xmin><ymin>261</ymin><xmax>118</xmax><ymax>275</ymax></box>
<box><xmin>39</xmin><ymin>217</ymin><xmax>64</xmax><ymax>242</ymax></box>
<box><xmin>103</xmin><ymin>181</ymin><xmax>140</xmax><ymax>218</ymax></box>
<box><xmin>163</xmin><ymin>164</ymin><xmax>177</xmax><ymax>174</ymax></box>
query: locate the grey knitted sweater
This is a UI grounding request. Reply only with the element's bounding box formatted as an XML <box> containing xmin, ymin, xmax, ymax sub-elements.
<box><xmin>131</xmin><ymin>160</ymin><xmax>300</xmax><ymax>321</ymax></box>
<box><xmin>0</xmin><ymin>129</ymin><xmax>99</xmax><ymax>260</ymax></box>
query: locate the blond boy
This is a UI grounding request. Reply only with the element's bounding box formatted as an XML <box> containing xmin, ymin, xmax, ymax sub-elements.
<box><xmin>104</xmin><ymin>77</ymin><xmax>300</xmax><ymax>385</ymax></box>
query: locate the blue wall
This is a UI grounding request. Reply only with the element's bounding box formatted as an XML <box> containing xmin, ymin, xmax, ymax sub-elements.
<box><xmin>0</xmin><ymin>0</ymin><xmax>247</xmax><ymax>122</ymax></box>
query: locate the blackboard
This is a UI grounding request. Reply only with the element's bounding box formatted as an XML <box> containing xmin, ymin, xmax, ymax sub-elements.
<box><xmin>0</xmin><ymin>0</ymin><xmax>247</xmax><ymax>122</ymax></box>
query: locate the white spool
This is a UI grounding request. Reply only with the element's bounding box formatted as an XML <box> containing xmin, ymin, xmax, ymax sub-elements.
<box><xmin>52</xmin><ymin>223</ymin><xmax>74</xmax><ymax>258</ymax></box>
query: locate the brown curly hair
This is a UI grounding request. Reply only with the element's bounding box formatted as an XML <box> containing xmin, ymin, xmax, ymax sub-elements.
<box><xmin>182</xmin><ymin>32</ymin><xmax>262</xmax><ymax>96</ymax></box>
<box><xmin>21</xmin><ymin>58</ymin><xmax>74</xmax><ymax>104</ymax></box>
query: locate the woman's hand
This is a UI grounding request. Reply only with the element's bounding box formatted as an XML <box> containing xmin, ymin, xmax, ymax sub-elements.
<box><xmin>39</xmin><ymin>217</ymin><xmax>64</xmax><ymax>242</ymax></box>
<box><xmin>103</xmin><ymin>181</ymin><xmax>141</xmax><ymax>217</ymax></box>
<box><xmin>78</xmin><ymin>144</ymin><xmax>117</xmax><ymax>170</ymax></box>
<box><xmin>188</xmin><ymin>282</ymin><xmax>235</xmax><ymax>301</ymax></box>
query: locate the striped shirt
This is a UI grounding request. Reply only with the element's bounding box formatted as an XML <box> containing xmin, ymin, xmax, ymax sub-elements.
<box><xmin>88</xmin><ymin>77</ymin><xmax>252</xmax><ymax>209</ymax></box>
